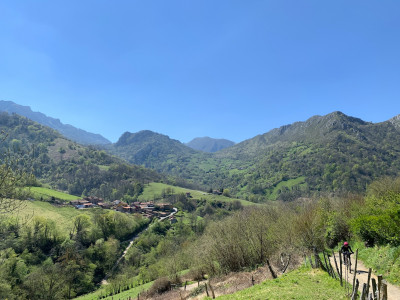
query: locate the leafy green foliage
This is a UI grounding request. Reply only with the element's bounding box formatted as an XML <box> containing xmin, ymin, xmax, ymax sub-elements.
<box><xmin>351</xmin><ymin>177</ymin><xmax>400</xmax><ymax>246</ymax></box>
<box><xmin>357</xmin><ymin>242</ymin><xmax>400</xmax><ymax>285</ymax></box>
<box><xmin>0</xmin><ymin>207</ymin><xmax>148</xmax><ymax>299</ymax></box>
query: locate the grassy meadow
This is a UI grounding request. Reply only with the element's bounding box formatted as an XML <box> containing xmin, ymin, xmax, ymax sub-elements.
<box><xmin>11</xmin><ymin>200</ymin><xmax>100</xmax><ymax>234</ymax></box>
<box><xmin>214</xmin><ymin>266</ymin><xmax>348</xmax><ymax>300</ymax></box>
<box><xmin>74</xmin><ymin>281</ymin><xmax>153</xmax><ymax>300</ymax></box>
<box><xmin>138</xmin><ymin>182</ymin><xmax>256</xmax><ymax>206</ymax></box>
<box><xmin>29</xmin><ymin>186</ymin><xmax>81</xmax><ymax>201</ymax></box>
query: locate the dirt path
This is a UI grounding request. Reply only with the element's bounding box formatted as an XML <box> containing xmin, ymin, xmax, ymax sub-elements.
<box><xmin>330</xmin><ymin>253</ymin><xmax>400</xmax><ymax>299</ymax></box>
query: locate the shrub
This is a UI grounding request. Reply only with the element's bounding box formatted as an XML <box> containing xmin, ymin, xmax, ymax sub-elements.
<box><xmin>148</xmin><ymin>277</ymin><xmax>171</xmax><ymax>295</ymax></box>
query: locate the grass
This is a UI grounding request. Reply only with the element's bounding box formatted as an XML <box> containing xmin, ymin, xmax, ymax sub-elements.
<box><xmin>29</xmin><ymin>186</ymin><xmax>80</xmax><ymax>201</ymax></box>
<box><xmin>74</xmin><ymin>281</ymin><xmax>153</xmax><ymax>300</ymax></box>
<box><xmin>269</xmin><ymin>176</ymin><xmax>306</xmax><ymax>199</ymax></box>
<box><xmin>214</xmin><ymin>266</ymin><xmax>348</xmax><ymax>300</ymax></box>
<box><xmin>355</xmin><ymin>241</ymin><xmax>400</xmax><ymax>286</ymax></box>
<box><xmin>76</xmin><ymin>269</ymin><xmax>191</xmax><ymax>300</ymax></box>
<box><xmin>11</xmin><ymin>200</ymin><xmax>101</xmax><ymax>234</ymax></box>
<box><xmin>175</xmin><ymin>210</ymin><xmax>203</xmax><ymax>225</ymax></box>
<box><xmin>138</xmin><ymin>182</ymin><xmax>256</xmax><ymax>206</ymax></box>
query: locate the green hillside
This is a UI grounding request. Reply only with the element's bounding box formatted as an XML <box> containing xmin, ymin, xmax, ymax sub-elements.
<box><xmin>139</xmin><ymin>182</ymin><xmax>255</xmax><ymax>206</ymax></box>
<box><xmin>0</xmin><ymin>112</ymin><xmax>163</xmax><ymax>201</ymax></box>
<box><xmin>0</xmin><ymin>100</ymin><xmax>111</xmax><ymax>145</ymax></box>
<box><xmin>107</xmin><ymin>112</ymin><xmax>400</xmax><ymax>202</ymax></box>
<box><xmin>30</xmin><ymin>187</ymin><xmax>81</xmax><ymax>201</ymax></box>
<box><xmin>11</xmin><ymin>200</ymin><xmax>101</xmax><ymax>233</ymax></box>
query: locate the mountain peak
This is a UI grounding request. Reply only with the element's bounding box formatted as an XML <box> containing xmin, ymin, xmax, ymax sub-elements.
<box><xmin>115</xmin><ymin>130</ymin><xmax>171</xmax><ymax>147</ymax></box>
<box><xmin>388</xmin><ymin>114</ymin><xmax>400</xmax><ymax>128</ymax></box>
<box><xmin>186</xmin><ymin>137</ymin><xmax>235</xmax><ymax>152</ymax></box>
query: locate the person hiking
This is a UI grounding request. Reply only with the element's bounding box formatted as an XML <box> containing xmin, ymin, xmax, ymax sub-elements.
<box><xmin>341</xmin><ymin>242</ymin><xmax>354</xmax><ymax>266</ymax></box>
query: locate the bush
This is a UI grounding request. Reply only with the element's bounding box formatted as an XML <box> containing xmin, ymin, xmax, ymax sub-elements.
<box><xmin>188</xmin><ymin>268</ymin><xmax>205</xmax><ymax>281</ymax></box>
<box><xmin>190</xmin><ymin>285</ymin><xmax>206</xmax><ymax>297</ymax></box>
<box><xmin>148</xmin><ymin>277</ymin><xmax>171</xmax><ymax>295</ymax></box>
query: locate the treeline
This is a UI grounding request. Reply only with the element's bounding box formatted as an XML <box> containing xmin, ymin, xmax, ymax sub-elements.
<box><xmin>0</xmin><ymin>210</ymin><xmax>148</xmax><ymax>299</ymax></box>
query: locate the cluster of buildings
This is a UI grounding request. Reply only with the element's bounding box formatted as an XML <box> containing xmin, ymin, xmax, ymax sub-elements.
<box><xmin>69</xmin><ymin>196</ymin><xmax>175</xmax><ymax>220</ymax></box>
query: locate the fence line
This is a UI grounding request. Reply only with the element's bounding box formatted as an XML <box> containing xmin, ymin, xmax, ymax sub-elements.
<box><xmin>306</xmin><ymin>249</ymin><xmax>389</xmax><ymax>300</ymax></box>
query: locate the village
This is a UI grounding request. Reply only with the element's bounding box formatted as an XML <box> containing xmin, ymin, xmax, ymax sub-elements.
<box><xmin>69</xmin><ymin>196</ymin><xmax>177</xmax><ymax>223</ymax></box>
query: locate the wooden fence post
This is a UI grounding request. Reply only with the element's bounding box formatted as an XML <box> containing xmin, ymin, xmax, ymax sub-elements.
<box><xmin>360</xmin><ymin>283</ymin><xmax>367</xmax><ymax>300</ymax></box>
<box><xmin>381</xmin><ymin>280</ymin><xmax>388</xmax><ymax>300</ymax></box>
<box><xmin>377</xmin><ymin>275</ymin><xmax>383</xmax><ymax>300</ymax></box>
<box><xmin>368</xmin><ymin>294</ymin><xmax>373</xmax><ymax>300</ymax></box>
<box><xmin>282</xmin><ymin>254</ymin><xmax>291</xmax><ymax>273</ymax></box>
<box><xmin>352</xmin><ymin>249</ymin><xmax>359</xmax><ymax>291</ymax></box>
<box><xmin>366</xmin><ymin>268</ymin><xmax>372</xmax><ymax>298</ymax></box>
<box><xmin>328</xmin><ymin>255</ymin><xmax>336</xmax><ymax>279</ymax></box>
<box><xmin>333</xmin><ymin>251</ymin><xmax>342</xmax><ymax>286</ymax></box>
<box><xmin>208</xmin><ymin>281</ymin><xmax>216</xmax><ymax>299</ymax></box>
<box><xmin>322</xmin><ymin>252</ymin><xmax>331</xmax><ymax>277</ymax></box>
<box><xmin>339</xmin><ymin>250</ymin><xmax>343</xmax><ymax>284</ymax></box>
<box><xmin>266</xmin><ymin>259</ymin><xmax>277</xmax><ymax>279</ymax></box>
<box><xmin>371</xmin><ymin>278</ymin><xmax>377</xmax><ymax>300</ymax></box>
<box><xmin>309</xmin><ymin>255</ymin><xmax>314</xmax><ymax>268</ymax></box>
<box><xmin>314</xmin><ymin>248</ymin><xmax>324</xmax><ymax>269</ymax></box>
<box><xmin>351</xmin><ymin>279</ymin><xmax>359</xmax><ymax>300</ymax></box>
<box><xmin>251</xmin><ymin>275</ymin><xmax>255</xmax><ymax>286</ymax></box>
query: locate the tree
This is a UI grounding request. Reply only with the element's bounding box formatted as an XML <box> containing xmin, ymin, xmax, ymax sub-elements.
<box><xmin>0</xmin><ymin>144</ymin><xmax>32</xmax><ymax>214</ymax></box>
<box><xmin>222</xmin><ymin>188</ymin><xmax>230</xmax><ymax>197</ymax></box>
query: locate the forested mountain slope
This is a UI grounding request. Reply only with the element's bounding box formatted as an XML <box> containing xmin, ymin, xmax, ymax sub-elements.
<box><xmin>107</xmin><ymin>112</ymin><xmax>400</xmax><ymax>201</ymax></box>
<box><xmin>214</xmin><ymin>111</ymin><xmax>400</xmax><ymax>200</ymax></box>
<box><xmin>0</xmin><ymin>100</ymin><xmax>111</xmax><ymax>145</ymax></box>
<box><xmin>0</xmin><ymin>113</ymin><xmax>162</xmax><ymax>200</ymax></box>
<box><xmin>106</xmin><ymin>130</ymin><xmax>216</xmax><ymax>187</ymax></box>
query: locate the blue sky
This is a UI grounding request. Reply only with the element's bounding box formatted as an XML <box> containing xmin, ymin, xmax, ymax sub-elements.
<box><xmin>1</xmin><ymin>1</ymin><xmax>400</xmax><ymax>143</ymax></box>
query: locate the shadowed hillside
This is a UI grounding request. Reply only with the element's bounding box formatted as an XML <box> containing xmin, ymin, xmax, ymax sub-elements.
<box><xmin>186</xmin><ymin>137</ymin><xmax>235</xmax><ymax>152</ymax></box>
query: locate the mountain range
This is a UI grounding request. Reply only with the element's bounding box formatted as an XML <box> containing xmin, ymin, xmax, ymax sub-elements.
<box><xmin>186</xmin><ymin>137</ymin><xmax>235</xmax><ymax>152</ymax></box>
<box><xmin>105</xmin><ymin>111</ymin><xmax>400</xmax><ymax>201</ymax></box>
<box><xmin>0</xmin><ymin>112</ymin><xmax>163</xmax><ymax>199</ymax></box>
<box><xmin>0</xmin><ymin>100</ymin><xmax>111</xmax><ymax>145</ymax></box>
<box><xmin>3</xmin><ymin>99</ymin><xmax>400</xmax><ymax>202</ymax></box>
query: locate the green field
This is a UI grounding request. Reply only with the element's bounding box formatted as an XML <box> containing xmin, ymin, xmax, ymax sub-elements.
<box><xmin>215</xmin><ymin>266</ymin><xmax>348</xmax><ymax>300</ymax></box>
<box><xmin>139</xmin><ymin>182</ymin><xmax>256</xmax><ymax>206</ymax></box>
<box><xmin>11</xmin><ymin>200</ymin><xmax>100</xmax><ymax>234</ymax></box>
<box><xmin>29</xmin><ymin>186</ymin><xmax>81</xmax><ymax>201</ymax></box>
<box><xmin>269</xmin><ymin>176</ymin><xmax>307</xmax><ymax>199</ymax></box>
<box><xmin>75</xmin><ymin>281</ymin><xmax>153</xmax><ymax>300</ymax></box>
